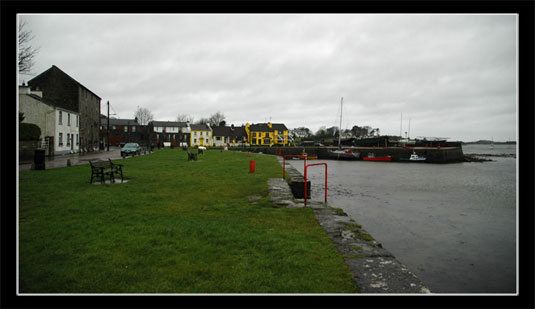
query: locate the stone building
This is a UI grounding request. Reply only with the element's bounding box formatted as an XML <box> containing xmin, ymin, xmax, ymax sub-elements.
<box><xmin>100</xmin><ymin>116</ymin><xmax>148</xmax><ymax>147</ymax></box>
<box><xmin>28</xmin><ymin>65</ymin><xmax>101</xmax><ymax>151</ymax></box>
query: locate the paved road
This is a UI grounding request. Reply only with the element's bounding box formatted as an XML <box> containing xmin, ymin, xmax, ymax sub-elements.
<box><xmin>19</xmin><ymin>147</ymin><xmax>150</xmax><ymax>172</ymax></box>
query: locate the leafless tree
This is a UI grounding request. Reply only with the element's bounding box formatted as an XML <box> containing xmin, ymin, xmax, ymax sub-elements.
<box><xmin>208</xmin><ymin>111</ymin><xmax>226</xmax><ymax>126</ymax></box>
<box><xmin>134</xmin><ymin>106</ymin><xmax>154</xmax><ymax>125</ymax></box>
<box><xmin>196</xmin><ymin>117</ymin><xmax>210</xmax><ymax>125</ymax></box>
<box><xmin>176</xmin><ymin>114</ymin><xmax>194</xmax><ymax>123</ymax></box>
<box><xmin>18</xmin><ymin>21</ymin><xmax>40</xmax><ymax>75</ymax></box>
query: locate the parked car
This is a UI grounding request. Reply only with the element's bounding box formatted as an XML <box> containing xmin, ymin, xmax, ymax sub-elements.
<box><xmin>121</xmin><ymin>143</ymin><xmax>142</xmax><ymax>157</ymax></box>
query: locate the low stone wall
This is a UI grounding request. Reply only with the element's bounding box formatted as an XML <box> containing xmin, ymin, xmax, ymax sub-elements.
<box><xmin>283</xmin><ymin>162</ymin><xmax>311</xmax><ymax>199</ymax></box>
<box><xmin>269</xmin><ymin>156</ymin><xmax>431</xmax><ymax>293</ymax></box>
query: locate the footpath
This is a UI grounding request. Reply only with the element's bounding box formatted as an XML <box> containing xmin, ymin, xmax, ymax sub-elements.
<box><xmin>19</xmin><ymin>147</ymin><xmax>132</xmax><ymax>172</ymax></box>
<box><xmin>271</xmin><ymin>156</ymin><xmax>431</xmax><ymax>294</ymax></box>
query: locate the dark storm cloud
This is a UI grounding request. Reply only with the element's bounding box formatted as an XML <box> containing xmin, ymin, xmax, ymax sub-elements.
<box><xmin>18</xmin><ymin>14</ymin><xmax>517</xmax><ymax>141</ymax></box>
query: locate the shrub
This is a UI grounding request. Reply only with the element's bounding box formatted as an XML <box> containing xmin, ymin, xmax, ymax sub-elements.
<box><xmin>19</xmin><ymin>123</ymin><xmax>41</xmax><ymax>141</ymax></box>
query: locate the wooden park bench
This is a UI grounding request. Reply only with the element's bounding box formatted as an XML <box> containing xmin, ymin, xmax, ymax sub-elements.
<box><xmin>187</xmin><ymin>151</ymin><xmax>197</xmax><ymax>161</ymax></box>
<box><xmin>89</xmin><ymin>159</ymin><xmax>124</xmax><ymax>184</ymax></box>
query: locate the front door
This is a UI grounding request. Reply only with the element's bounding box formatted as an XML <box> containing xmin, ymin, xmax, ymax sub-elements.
<box><xmin>200</xmin><ymin>138</ymin><xmax>204</xmax><ymax>146</ymax></box>
<box><xmin>71</xmin><ymin>135</ymin><xmax>74</xmax><ymax>150</ymax></box>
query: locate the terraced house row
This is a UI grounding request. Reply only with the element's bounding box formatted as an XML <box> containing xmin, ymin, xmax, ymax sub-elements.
<box><xmin>100</xmin><ymin>119</ymin><xmax>291</xmax><ymax>148</ymax></box>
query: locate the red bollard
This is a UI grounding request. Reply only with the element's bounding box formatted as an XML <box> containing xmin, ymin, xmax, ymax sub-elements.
<box><xmin>249</xmin><ymin>160</ymin><xmax>255</xmax><ymax>173</ymax></box>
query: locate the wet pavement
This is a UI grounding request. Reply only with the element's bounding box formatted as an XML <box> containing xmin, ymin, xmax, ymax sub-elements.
<box><xmin>19</xmin><ymin>147</ymin><xmax>151</xmax><ymax>172</ymax></box>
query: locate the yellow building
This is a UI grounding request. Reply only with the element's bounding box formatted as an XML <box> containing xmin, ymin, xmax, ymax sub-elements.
<box><xmin>245</xmin><ymin>122</ymin><xmax>289</xmax><ymax>146</ymax></box>
<box><xmin>190</xmin><ymin>124</ymin><xmax>212</xmax><ymax>146</ymax></box>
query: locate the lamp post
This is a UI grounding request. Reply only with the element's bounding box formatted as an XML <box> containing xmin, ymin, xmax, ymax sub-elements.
<box><xmin>107</xmin><ymin>101</ymin><xmax>110</xmax><ymax>151</ymax></box>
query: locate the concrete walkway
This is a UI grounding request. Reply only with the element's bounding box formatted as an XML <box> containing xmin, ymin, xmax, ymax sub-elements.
<box><xmin>18</xmin><ymin>146</ymin><xmax>150</xmax><ymax>172</ymax></box>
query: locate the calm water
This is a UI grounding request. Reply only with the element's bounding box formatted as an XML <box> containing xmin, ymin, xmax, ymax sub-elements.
<box><xmin>288</xmin><ymin>144</ymin><xmax>517</xmax><ymax>293</ymax></box>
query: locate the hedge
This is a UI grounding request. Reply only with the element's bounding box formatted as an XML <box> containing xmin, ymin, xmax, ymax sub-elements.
<box><xmin>19</xmin><ymin>123</ymin><xmax>41</xmax><ymax>141</ymax></box>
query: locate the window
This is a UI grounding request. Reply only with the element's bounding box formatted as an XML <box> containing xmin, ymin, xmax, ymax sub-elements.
<box><xmin>76</xmin><ymin>134</ymin><xmax>79</xmax><ymax>145</ymax></box>
<box><xmin>252</xmin><ymin>138</ymin><xmax>256</xmax><ymax>144</ymax></box>
<box><xmin>252</xmin><ymin>132</ymin><xmax>256</xmax><ymax>137</ymax></box>
<box><xmin>194</xmin><ymin>139</ymin><xmax>197</xmax><ymax>143</ymax></box>
<box><xmin>112</xmin><ymin>125</ymin><xmax>116</xmax><ymax>130</ymax></box>
<box><xmin>216</xmin><ymin>136</ymin><xmax>221</xmax><ymax>141</ymax></box>
<box><xmin>124</xmin><ymin>126</ymin><xmax>128</xmax><ymax>132</ymax></box>
<box><xmin>67</xmin><ymin>133</ymin><xmax>70</xmax><ymax>146</ymax></box>
<box><xmin>59</xmin><ymin>133</ymin><xmax>63</xmax><ymax>146</ymax></box>
<box><xmin>265</xmin><ymin>133</ymin><xmax>269</xmax><ymax>137</ymax></box>
<box><xmin>67</xmin><ymin>113</ymin><xmax>71</xmax><ymax>126</ymax></box>
<box><xmin>76</xmin><ymin>115</ymin><xmax>79</xmax><ymax>127</ymax></box>
<box><xmin>132</xmin><ymin>126</ymin><xmax>136</xmax><ymax>132</ymax></box>
<box><xmin>58</xmin><ymin>111</ymin><xmax>62</xmax><ymax>125</ymax></box>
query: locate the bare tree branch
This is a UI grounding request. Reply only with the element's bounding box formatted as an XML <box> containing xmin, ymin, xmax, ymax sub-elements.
<box><xmin>176</xmin><ymin>114</ymin><xmax>194</xmax><ymax>123</ymax></box>
<box><xmin>18</xmin><ymin>21</ymin><xmax>40</xmax><ymax>75</ymax></box>
<box><xmin>208</xmin><ymin>111</ymin><xmax>226</xmax><ymax>126</ymax></box>
<box><xmin>134</xmin><ymin>106</ymin><xmax>154</xmax><ymax>125</ymax></box>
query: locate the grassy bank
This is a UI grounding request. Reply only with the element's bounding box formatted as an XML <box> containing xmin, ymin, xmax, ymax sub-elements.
<box><xmin>18</xmin><ymin>148</ymin><xmax>358</xmax><ymax>293</ymax></box>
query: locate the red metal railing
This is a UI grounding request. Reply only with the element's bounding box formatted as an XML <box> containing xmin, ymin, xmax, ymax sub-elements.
<box><xmin>282</xmin><ymin>155</ymin><xmax>307</xmax><ymax>179</ymax></box>
<box><xmin>304</xmin><ymin>163</ymin><xmax>328</xmax><ymax>207</ymax></box>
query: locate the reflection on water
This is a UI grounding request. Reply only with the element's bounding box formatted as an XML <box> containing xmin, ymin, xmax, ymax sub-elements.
<box><xmin>288</xmin><ymin>144</ymin><xmax>516</xmax><ymax>293</ymax></box>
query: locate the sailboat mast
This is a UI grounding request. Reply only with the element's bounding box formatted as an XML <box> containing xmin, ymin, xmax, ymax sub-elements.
<box><xmin>339</xmin><ymin>97</ymin><xmax>343</xmax><ymax>148</ymax></box>
<box><xmin>400</xmin><ymin>112</ymin><xmax>403</xmax><ymax>138</ymax></box>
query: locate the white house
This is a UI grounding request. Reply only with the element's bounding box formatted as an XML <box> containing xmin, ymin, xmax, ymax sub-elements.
<box><xmin>19</xmin><ymin>85</ymin><xmax>80</xmax><ymax>155</ymax></box>
<box><xmin>189</xmin><ymin>124</ymin><xmax>212</xmax><ymax>147</ymax></box>
<box><xmin>149</xmin><ymin>121</ymin><xmax>191</xmax><ymax>147</ymax></box>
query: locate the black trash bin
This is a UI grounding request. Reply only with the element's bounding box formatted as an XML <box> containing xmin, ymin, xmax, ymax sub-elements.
<box><xmin>34</xmin><ymin>148</ymin><xmax>46</xmax><ymax>170</ymax></box>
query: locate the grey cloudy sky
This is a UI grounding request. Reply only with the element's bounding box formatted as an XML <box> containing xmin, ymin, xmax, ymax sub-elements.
<box><xmin>19</xmin><ymin>14</ymin><xmax>517</xmax><ymax>142</ymax></box>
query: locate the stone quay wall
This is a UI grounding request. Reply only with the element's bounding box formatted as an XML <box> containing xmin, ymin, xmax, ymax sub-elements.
<box><xmin>231</xmin><ymin>146</ymin><xmax>464</xmax><ymax>163</ymax></box>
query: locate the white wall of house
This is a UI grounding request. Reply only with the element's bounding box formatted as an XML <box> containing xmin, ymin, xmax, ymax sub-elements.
<box><xmin>55</xmin><ymin>108</ymin><xmax>80</xmax><ymax>154</ymax></box>
<box><xmin>18</xmin><ymin>91</ymin><xmax>56</xmax><ymax>141</ymax></box>
<box><xmin>190</xmin><ymin>131</ymin><xmax>212</xmax><ymax>147</ymax></box>
<box><xmin>154</xmin><ymin>126</ymin><xmax>179</xmax><ymax>133</ymax></box>
<box><xmin>213</xmin><ymin>135</ymin><xmax>227</xmax><ymax>147</ymax></box>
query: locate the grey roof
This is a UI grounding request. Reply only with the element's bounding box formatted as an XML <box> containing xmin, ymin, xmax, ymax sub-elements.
<box><xmin>190</xmin><ymin>124</ymin><xmax>211</xmax><ymax>131</ymax></box>
<box><xmin>249</xmin><ymin>123</ymin><xmax>288</xmax><ymax>132</ymax></box>
<box><xmin>271</xmin><ymin>123</ymin><xmax>288</xmax><ymax>131</ymax></box>
<box><xmin>149</xmin><ymin>121</ymin><xmax>188</xmax><ymax>127</ymax></box>
<box><xmin>101</xmin><ymin>117</ymin><xmax>140</xmax><ymax>126</ymax></box>
<box><xmin>249</xmin><ymin>123</ymin><xmax>274</xmax><ymax>132</ymax></box>
<box><xmin>212</xmin><ymin>125</ymin><xmax>246</xmax><ymax>138</ymax></box>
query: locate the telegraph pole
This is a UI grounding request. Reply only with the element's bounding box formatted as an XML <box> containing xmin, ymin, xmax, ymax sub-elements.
<box><xmin>107</xmin><ymin>101</ymin><xmax>110</xmax><ymax>151</ymax></box>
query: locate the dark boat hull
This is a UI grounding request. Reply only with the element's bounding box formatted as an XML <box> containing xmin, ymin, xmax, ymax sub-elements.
<box><xmin>363</xmin><ymin>156</ymin><xmax>392</xmax><ymax>162</ymax></box>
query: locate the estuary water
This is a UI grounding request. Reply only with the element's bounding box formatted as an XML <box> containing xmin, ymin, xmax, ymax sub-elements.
<box><xmin>287</xmin><ymin>144</ymin><xmax>517</xmax><ymax>293</ymax></box>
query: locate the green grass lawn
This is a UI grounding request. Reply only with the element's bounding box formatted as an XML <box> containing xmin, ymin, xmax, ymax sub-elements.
<box><xmin>18</xmin><ymin>148</ymin><xmax>358</xmax><ymax>293</ymax></box>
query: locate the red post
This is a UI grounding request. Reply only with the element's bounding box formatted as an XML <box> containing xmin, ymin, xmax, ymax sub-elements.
<box><xmin>283</xmin><ymin>155</ymin><xmax>307</xmax><ymax>179</ymax></box>
<box><xmin>249</xmin><ymin>160</ymin><xmax>255</xmax><ymax>173</ymax></box>
<box><xmin>304</xmin><ymin>163</ymin><xmax>328</xmax><ymax>207</ymax></box>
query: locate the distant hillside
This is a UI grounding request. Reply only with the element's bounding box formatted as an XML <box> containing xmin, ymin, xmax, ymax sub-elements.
<box><xmin>463</xmin><ymin>140</ymin><xmax>516</xmax><ymax>145</ymax></box>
